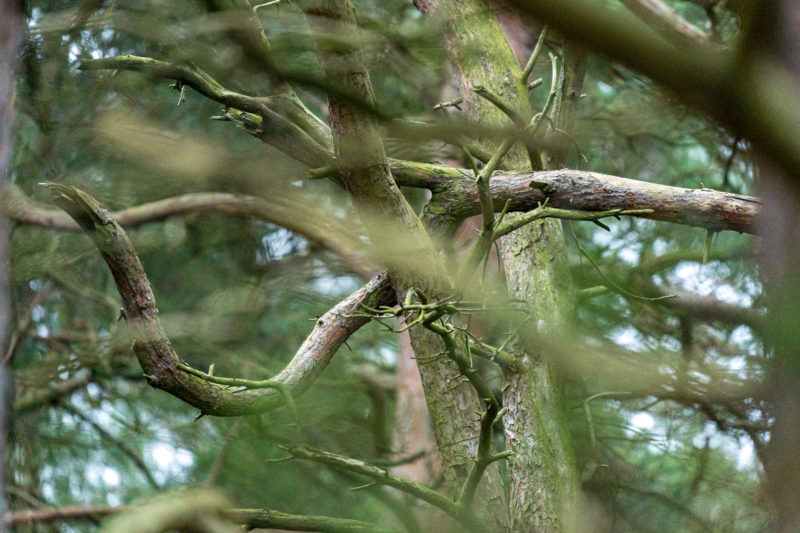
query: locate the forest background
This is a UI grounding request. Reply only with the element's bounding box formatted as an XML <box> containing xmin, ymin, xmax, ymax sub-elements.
<box><xmin>1</xmin><ymin>0</ymin><xmax>798</xmax><ymax>532</ymax></box>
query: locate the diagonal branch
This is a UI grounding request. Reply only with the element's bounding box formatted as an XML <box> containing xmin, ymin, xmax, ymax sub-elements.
<box><xmin>618</xmin><ymin>0</ymin><xmax>710</xmax><ymax>46</ymax></box>
<box><xmin>60</xmin><ymin>402</ymin><xmax>159</xmax><ymax>490</ymax></box>
<box><xmin>41</xmin><ymin>184</ymin><xmax>396</xmax><ymax>417</ymax></box>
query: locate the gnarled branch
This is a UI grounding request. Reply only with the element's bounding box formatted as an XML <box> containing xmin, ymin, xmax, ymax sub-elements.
<box><xmin>42</xmin><ymin>184</ymin><xmax>395</xmax><ymax>417</ymax></box>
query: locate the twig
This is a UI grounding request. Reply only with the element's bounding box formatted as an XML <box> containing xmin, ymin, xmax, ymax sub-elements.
<box><xmin>521</xmin><ymin>25</ymin><xmax>550</xmax><ymax>84</ymax></box>
<box><xmin>473</xmin><ymin>85</ymin><xmax>525</xmax><ymax>126</ymax></box>
<box><xmin>493</xmin><ymin>204</ymin><xmax>654</xmax><ymax>239</ymax></box>
<box><xmin>568</xmin><ymin>224</ymin><xmax>677</xmax><ymax>302</ymax></box>
<box><xmin>286</xmin><ymin>446</ymin><xmax>482</xmax><ymax>529</ymax></box>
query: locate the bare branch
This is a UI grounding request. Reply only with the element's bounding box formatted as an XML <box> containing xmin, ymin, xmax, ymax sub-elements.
<box><xmin>6</xmin><ymin>166</ymin><xmax>759</xmax><ymax>244</ymax></box>
<box><xmin>42</xmin><ymin>184</ymin><xmax>395</xmax><ymax>417</ymax></box>
<box><xmin>429</xmin><ymin>169</ymin><xmax>760</xmax><ymax>234</ymax></box>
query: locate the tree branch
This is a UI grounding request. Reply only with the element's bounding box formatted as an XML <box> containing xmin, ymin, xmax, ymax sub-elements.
<box><xmin>3</xmin><ymin>505</ymin><xmax>396</xmax><ymax>532</ymax></box>
<box><xmin>6</xmin><ymin>185</ymin><xmax>367</xmax><ymax>269</ymax></box>
<box><xmin>79</xmin><ymin>55</ymin><xmax>331</xmax><ymax>167</ymax></box>
<box><xmin>60</xmin><ymin>402</ymin><xmax>159</xmax><ymax>490</ymax></box>
<box><xmin>507</xmin><ymin>0</ymin><xmax>800</xmax><ymax>184</ymax></box>
<box><xmin>618</xmin><ymin>0</ymin><xmax>710</xmax><ymax>46</ymax></box>
<box><xmin>287</xmin><ymin>446</ymin><xmax>481</xmax><ymax>529</ymax></box>
<box><xmin>42</xmin><ymin>184</ymin><xmax>395</xmax><ymax>417</ymax></box>
<box><xmin>12</xmin><ymin>368</ymin><xmax>92</xmax><ymax>414</ymax></box>
<box><xmin>75</xmin><ymin>58</ymin><xmax>760</xmax><ymax>237</ymax></box>
<box><xmin>6</xmin><ymin>166</ymin><xmax>759</xmax><ymax>247</ymax></box>
<box><xmin>429</xmin><ymin>169</ymin><xmax>760</xmax><ymax>234</ymax></box>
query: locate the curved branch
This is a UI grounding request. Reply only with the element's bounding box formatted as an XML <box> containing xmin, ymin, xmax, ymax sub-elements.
<box><xmin>6</xmin><ymin>185</ymin><xmax>367</xmax><ymax>268</ymax></box>
<box><xmin>42</xmin><ymin>184</ymin><xmax>396</xmax><ymax>417</ymax></box>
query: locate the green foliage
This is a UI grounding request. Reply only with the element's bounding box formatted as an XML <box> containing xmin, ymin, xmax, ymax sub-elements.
<box><xmin>7</xmin><ymin>0</ymin><xmax>769</xmax><ymax>531</ymax></box>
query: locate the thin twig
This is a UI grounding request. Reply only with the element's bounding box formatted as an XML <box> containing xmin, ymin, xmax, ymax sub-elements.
<box><xmin>521</xmin><ymin>25</ymin><xmax>550</xmax><ymax>84</ymax></box>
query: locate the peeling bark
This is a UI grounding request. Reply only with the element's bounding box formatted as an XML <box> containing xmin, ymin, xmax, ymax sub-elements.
<box><xmin>427</xmin><ymin>169</ymin><xmax>760</xmax><ymax>234</ymax></box>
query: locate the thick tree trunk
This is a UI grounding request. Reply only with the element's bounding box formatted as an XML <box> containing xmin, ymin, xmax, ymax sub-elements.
<box><xmin>419</xmin><ymin>1</ymin><xmax>581</xmax><ymax>529</ymax></box>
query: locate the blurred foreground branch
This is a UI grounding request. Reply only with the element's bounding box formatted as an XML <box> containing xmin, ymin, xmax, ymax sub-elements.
<box><xmin>4</xmin><ymin>502</ymin><xmax>397</xmax><ymax>532</ymax></box>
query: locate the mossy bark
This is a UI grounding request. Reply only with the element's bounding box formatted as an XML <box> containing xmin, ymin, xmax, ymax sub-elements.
<box><xmin>420</xmin><ymin>1</ymin><xmax>581</xmax><ymax>529</ymax></box>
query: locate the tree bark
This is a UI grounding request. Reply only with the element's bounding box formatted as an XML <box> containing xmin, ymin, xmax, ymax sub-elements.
<box><xmin>418</xmin><ymin>1</ymin><xmax>581</xmax><ymax>529</ymax></box>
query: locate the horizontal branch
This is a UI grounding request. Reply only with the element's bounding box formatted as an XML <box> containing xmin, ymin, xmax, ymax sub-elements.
<box><xmin>7</xmin><ymin>168</ymin><xmax>758</xmax><ymax>253</ymax></box>
<box><xmin>231</xmin><ymin>509</ymin><xmax>399</xmax><ymax>532</ymax></box>
<box><xmin>5</xmin><ymin>185</ymin><xmax>369</xmax><ymax>271</ymax></box>
<box><xmin>579</xmin><ymin>281</ymin><xmax>762</xmax><ymax>328</ymax></box>
<box><xmin>3</xmin><ymin>505</ymin><xmax>395</xmax><ymax>532</ymax></box>
<box><xmin>4</xmin><ymin>505</ymin><xmax>120</xmax><ymax>526</ymax></box>
<box><xmin>76</xmin><ymin>57</ymin><xmax>760</xmax><ymax>238</ymax></box>
<box><xmin>42</xmin><ymin>184</ymin><xmax>396</xmax><ymax>416</ymax></box>
<box><xmin>637</xmin><ymin>279</ymin><xmax>763</xmax><ymax>328</ymax></box>
<box><xmin>428</xmin><ymin>169</ymin><xmax>760</xmax><ymax>234</ymax></box>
